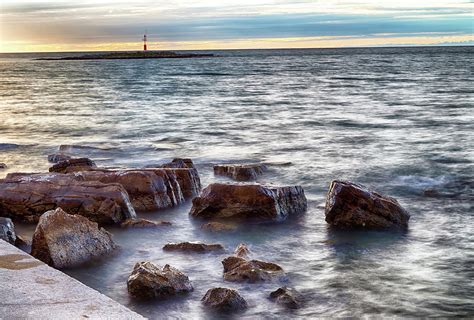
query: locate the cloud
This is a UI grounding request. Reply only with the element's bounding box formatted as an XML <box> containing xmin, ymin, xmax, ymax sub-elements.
<box><xmin>0</xmin><ymin>0</ymin><xmax>473</xmax><ymax>51</ymax></box>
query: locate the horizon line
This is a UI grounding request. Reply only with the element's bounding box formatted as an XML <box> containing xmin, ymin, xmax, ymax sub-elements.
<box><xmin>1</xmin><ymin>44</ymin><xmax>473</xmax><ymax>55</ymax></box>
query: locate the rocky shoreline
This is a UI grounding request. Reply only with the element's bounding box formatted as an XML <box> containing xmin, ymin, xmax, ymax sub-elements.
<box><xmin>0</xmin><ymin>151</ymin><xmax>410</xmax><ymax>315</ymax></box>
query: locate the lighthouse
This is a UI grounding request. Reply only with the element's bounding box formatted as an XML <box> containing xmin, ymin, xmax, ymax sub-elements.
<box><xmin>143</xmin><ymin>33</ymin><xmax>147</xmax><ymax>51</ymax></box>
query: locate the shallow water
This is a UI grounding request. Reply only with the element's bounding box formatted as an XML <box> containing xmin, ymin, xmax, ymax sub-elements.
<box><xmin>1</xmin><ymin>47</ymin><xmax>473</xmax><ymax>318</ymax></box>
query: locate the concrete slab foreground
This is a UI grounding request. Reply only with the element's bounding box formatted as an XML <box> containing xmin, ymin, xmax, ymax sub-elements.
<box><xmin>0</xmin><ymin>240</ymin><xmax>145</xmax><ymax>320</ymax></box>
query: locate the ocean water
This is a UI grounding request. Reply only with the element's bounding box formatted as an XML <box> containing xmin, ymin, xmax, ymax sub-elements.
<box><xmin>0</xmin><ymin>47</ymin><xmax>473</xmax><ymax>318</ymax></box>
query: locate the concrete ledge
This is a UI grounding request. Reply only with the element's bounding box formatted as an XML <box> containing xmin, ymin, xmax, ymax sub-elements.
<box><xmin>0</xmin><ymin>240</ymin><xmax>145</xmax><ymax>320</ymax></box>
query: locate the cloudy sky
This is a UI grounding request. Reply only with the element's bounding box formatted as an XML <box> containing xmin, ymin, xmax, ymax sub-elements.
<box><xmin>0</xmin><ymin>0</ymin><xmax>473</xmax><ymax>52</ymax></box>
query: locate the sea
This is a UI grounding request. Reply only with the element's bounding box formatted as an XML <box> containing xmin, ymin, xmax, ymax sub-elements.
<box><xmin>0</xmin><ymin>46</ymin><xmax>473</xmax><ymax>318</ymax></box>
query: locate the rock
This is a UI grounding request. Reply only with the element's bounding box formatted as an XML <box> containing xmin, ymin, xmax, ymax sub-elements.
<box><xmin>190</xmin><ymin>183</ymin><xmax>307</xmax><ymax>222</ymax></box>
<box><xmin>163</xmin><ymin>242</ymin><xmax>224</xmax><ymax>253</ymax></box>
<box><xmin>325</xmin><ymin>180</ymin><xmax>410</xmax><ymax>230</ymax></box>
<box><xmin>161</xmin><ymin>158</ymin><xmax>196</xmax><ymax>169</ymax></box>
<box><xmin>127</xmin><ymin>261</ymin><xmax>193</xmax><ymax>299</ymax></box>
<box><xmin>14</xmin><ymin>234</ymin><xmax>31</xmax><ymax>247</ymax></box>
<box><xmin>0</xmin><ymin>163</ymin><xmax>7</xmax><ymax>169</ymax></box>
<box><xmin>49</xmin><ymin>158</ymin><xmax>97</xmax><ymax>173</ymax></box>
<box><xmin>269</xmin><ymin>287</ymin><xmax>301</xmax><ymax>309</ymax></box>
<box><xmin>79</xmin><ymin>170</ymin><xmax>182</xmax><ymax>211</ymax></box>
<box><xmin>222</xmin><ymin>256</ymin><xmax>284</xmax><ymax>283</ymax></box>
<box><xmin>31</xmin><ymin>208</ymin><xmax>116</xmax><ymax>268</ymax></box>
<box><xmin>201</xmin><ymin>287</ymin><xmax>248</xmax><ymax>311</ymax></box>
<box><xmin>201</xmin><ymin>222</ymin><xmax>236</xmax><ymax>232</ymax></box>
<box><xmin>0</xmin><ymin>173</ymin><xmax>136</xmax><ymax>225</ymax></box>
<box><xmin>214</xmin><ymin>163</ymin><xmax>267</xmax><ymax>181</ymax></box>
<box><xmin>423</xmin><ymin>188</ymin><xmax>440</xmax><ymax>197</ymax></box>
<box><xmin>0</xmin><ymin>217</ymin><xmax>16</xmax><ymax>244</ymax></box>
<box><xmin>121</xmin><ymin>219</ymin><xmax>171</xmax><ymax>228</ymax></box>
<box><xmin>47</xmin><ymin>153</ymin><xmax>72</xmax><ymax>163</ymax></box>
<box><xmin>234</xmin><ymin>243</ymin><xmax>250</xmax><ymax>258</ymax></box>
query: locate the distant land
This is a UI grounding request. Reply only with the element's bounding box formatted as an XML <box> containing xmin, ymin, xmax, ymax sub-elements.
<box><xmin>37</xmin><ymin>51</ymin><xmax>215</xmax><ymax>60</ymax></box>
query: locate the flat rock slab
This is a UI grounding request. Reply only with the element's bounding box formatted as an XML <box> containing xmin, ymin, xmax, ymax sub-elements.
<box><xmin>0</xmin><ymin>240</ymin><xmax>144</xmax><ymax>319</ymax></box>
<box><xmin>163</xmin><ymin>242</ymin><xmax>224</xmax><ymax>253</ymax></box>
<box><xmin>0</xmin><ymin>174</ymin><xmax>136</xmax><ymax>225</ymax></box>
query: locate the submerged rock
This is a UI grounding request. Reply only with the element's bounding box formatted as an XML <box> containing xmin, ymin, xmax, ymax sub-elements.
<box><xmin>214</xmin><ymin>163</ymin><xmax>267</xmax><ymax>181</ymax></box>
<box><xmin>200</xmin><ymin>222</ymin><xmax>237</xmax><ymax>232</ymax></box>
<box><xmin>190</xmin><ymin>183</ymin><xmax>307</xmax><ymax>222</ymax></box>
<box><xmin>0</xmin><ymin>163</ymin><xmax>7</xmax><ymax>169</ymax></box>
<box><xmin>269</xmin><ymin>287</ymin><xmax>302</xmax><ymax>309</ymax></box>
<box><xmin>0</xmin><ymin>173</ymin><xmax>136</xmax><ymax>224</ymax></box>
<box><xmin>127</xmin><ymin>261</ymin><xmax>193</xmax><ymax>299</ymax></box>
<box><xmin>222</xmin><ymin>256</ymin><xmax>285</xmax><ymax>283</ymax></box>
<box><xmin>201</xmin><ymin>287</ymin><xmax>248</xmax><ymax>311</ymax></box>
<box><xmin>325</xmin><ymin>180</ymin><xmax>410</xmax><ymax>230</ymax></box>
<box><xmin>234</xmin><ymin>243</ymin><xmax>250</xmax><ymax>258</ymax></box>
<box><xmin>49</xmin><ymin>158</ymin><xmax>97</xmax><ymax>173</ymax></box>
<box><xmin>121</xmin><ymin>218</ymin><xmax>172</xmax><ymax>228</ymax></box>
<box><xmin>0</xmin><ymin>217</ymin><xmax>16</xmax><ymax>244</ymax></box>
<box><xmin>47</xmin><ymin>153</ymin><xmax>72</xmax><ymax>163</ymax></box>
<box><xmin>31</xmin><ymin>208</ymin><xmax>116</xmax><ymax>268</ymax></box>
<box><xmin>163</xmin><ymin>242</ymin><xmax>224</xmax><ymax>253</ymax></box>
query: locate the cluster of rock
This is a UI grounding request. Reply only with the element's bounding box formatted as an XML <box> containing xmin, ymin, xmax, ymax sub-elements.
<box><xmin>0</xmin><ymin>154</ymin><xmax>413</xmax><ymax>314</ymax></box>
<box><xmin>0</xmin><ymin>157</ymin><xmax>201</xmax><ymax>225</ymax></box>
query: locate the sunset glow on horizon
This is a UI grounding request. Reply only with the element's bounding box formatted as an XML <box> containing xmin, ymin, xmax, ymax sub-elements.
<box><xmin>1</xmin><ymin>0</ymin><xmax>473</xmax><ymax>52</ymax></box>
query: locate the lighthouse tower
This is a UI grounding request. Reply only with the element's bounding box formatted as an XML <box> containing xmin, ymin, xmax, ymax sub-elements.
<box><xmin>143</xmin><ymin>33</ymin><xmax>147</xmax><ymax>51</ymax></box>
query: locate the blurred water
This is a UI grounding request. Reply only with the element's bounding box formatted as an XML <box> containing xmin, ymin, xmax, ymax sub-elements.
<box><xmin>0</xmin><ymin>47</ymin><xmax>473</xmax><ymax>318</ymax></box>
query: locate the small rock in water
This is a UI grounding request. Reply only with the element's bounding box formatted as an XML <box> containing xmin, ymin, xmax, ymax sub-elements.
<box><xmin>14</xmin><ymin>234</ymin><xmax>31</xmax><ymax>247</ymax></box>
<box><xmin>47</xmin><ymin>153</ymin><xmax>72</xmax><ymax>163</ymax></box>
<box><xmin>31</xmin><ymin>207</ymin><xmax>116</xmax><ymax>268</ymax></box>
<box><xmin>127</xmin><ymin>261</ymin><xmax>193</xmax><ymax>299</ymax></box>
<box><xmin>200</xmin><ymin>222</ymin><xmax>237</xmax><ymax>232</ymax></box>
<box><xmin>234</xmin><ymin>243</ymin><xmax>251</xmax><ymax>258</ymax></box>
<box><xmin>222</xmin><ymin>256</ymin><xmax>285</xmax><ymax>283</ymax></box>
<box><xmin>201</xmin><ymin>287</ymin><xmax>248</xmax><ymax>311</ymax></box>
<box><xmin>121</xmin><ymin>218</ymin><xmax>171</xmax><ymax>228</ymax></box>
<box><xmin>423</xmin><ymin>188</ymin><xmax>440</xmax><ymax>197</ymax></box>
<box><xmin>325</xmin><ymin>180</ymin><xmax>410</xmax><ymax>230</ymax></box>
<box><xmin>49</xmin><ymin>157</ymin><xmax>96</xmax><ymax>173</ymax></box>
<box><xmin>213</xmin><ymin>163</ymin><xmax>267</xmax><ymax>181</ymax></box>
<box><xmin>269</xmin><ymin>287</ymin><xmax>302</xmax><ymax>309</ymax></box>
<box><xmin>163</xmin><ymin>242</ymin><xmax>224</xmax><ymax>253</ymax></box>
<box><xmin>0</xmin><ymin>163</ymin><xmax>7</xmax><ymax>169</ymax></box>
<box><xmin>190</xmin><ymin>183</ymin><xmax>307</xmax><ymax>222</ymax></box>
<box><xmin>0</xmin><ymin>217</ymin><xmax>16</xmax><ymax>244</ymax></box>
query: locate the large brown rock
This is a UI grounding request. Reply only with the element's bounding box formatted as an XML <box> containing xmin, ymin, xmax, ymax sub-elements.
<box><xmin>201</xmin><ymin>287</ymin><xmax>248</xmax><ymax>311</ymax></box>
<box><xmin>49</xmin><ymin>158</ymin><xmax>97</xmax><ymax>173</ymax></box>
<box><xmin>325</xmin><ymin>180</ymin><xmax>410</xmax><ymax>230</ymax></box>
<box><xmin>127</xmin><ymin>261</ymin><xmax>193</xmax><ymax>299</ymax></box>
<box><xmin>31</xmin><ymin>208</ymin><xmax>116</xmax><ymax>268</ymax></box>
<box><xmin>0</xmin><ymin>217</ymin><xmax>16</xmax><ymax>244</ymax></box>
<box><xmin>214</xmin><ymin>163</ymin><xmax>266</xmax><ymax>181</ymax></box>
<box><xmin>190</xmin><ymin>183</ymin><xmax>307</xmax><ymax>222</ymax></box>
<box><xmin>222</xmin><ymin>256</ymin><xmax>285</xmax><ymax>283</ymax></box>
<box><xmin>78</xmin><ymin>170</ymin><xmax>181</xmax><ymax>211</ymax></box>
<box><xmin>0</xmin><ymin>173</ymin><xmax>136</xmax><ymax>224</ymax></box>
<box><xmin>163</xmin><ymin>242</ymin><xmax>224</xmax><ymax>253</ymax></box>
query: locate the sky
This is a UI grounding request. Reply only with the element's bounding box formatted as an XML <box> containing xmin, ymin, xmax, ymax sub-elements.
<box><xmin>0</xmin><ymin>0</ymin><xmax>473</xmax><ymax>52</ymax></box>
